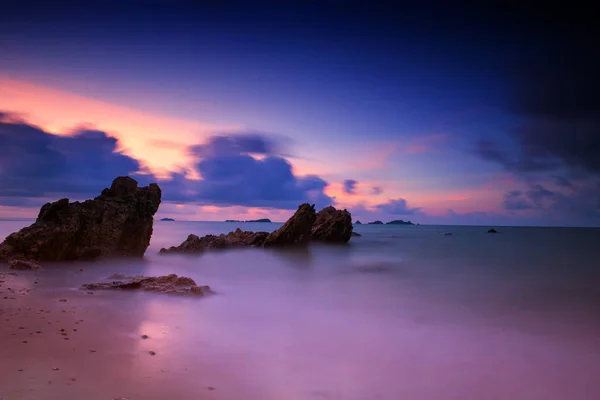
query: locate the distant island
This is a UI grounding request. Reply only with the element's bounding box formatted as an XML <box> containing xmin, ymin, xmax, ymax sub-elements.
<box><xmin>386</xmin><ymin>220</ymin><xmax>414</xmax><ymax>225</ymax></box>
<box><xmin>160</xmin><ymin>218</ymin><xmax>175</xmax><ymax>221</ymax></box>
<box><xmin>225</xmin><ymin>218</ymin><xmax>272</xmax><ymax>223</ymax></box>
<box><xmin>367</xmin><ymin>220</ymin><xmax>415</xmax><ymax>225</ymax></box>
<box><xmin>355</xmin><ymin>220</ymin><xmax>362</xmax><ymax>224</ymax></box>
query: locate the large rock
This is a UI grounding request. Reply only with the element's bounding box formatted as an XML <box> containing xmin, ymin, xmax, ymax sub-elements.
<box><xmin>0</xmin><ymin>177</ymin><xmax>161</xmax><ymax>261</ymax></box>
<box><xmin>81</xmin><ymin>274</ymin><xmax>211</xmax><ymax>296</ymax></box>
<box><xmin>159</xmin><ymin>228</ymin><xmax>269</xmax><ymax>254</ymax></box>
<box><xmin>263</xmin><ymin>203</ymin><xmax>316</xmax><ymax>247</ymax></box>
<box><xmin>311</xmin><ymin>206</ymin><xmax>353</xmax><ymax>243</ymax></box>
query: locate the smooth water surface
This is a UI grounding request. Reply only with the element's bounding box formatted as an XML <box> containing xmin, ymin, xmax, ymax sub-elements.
<box><xmin>1</xmin><ymin>220</ymin><xmax>599</xmax><ymax>399</ymax></box>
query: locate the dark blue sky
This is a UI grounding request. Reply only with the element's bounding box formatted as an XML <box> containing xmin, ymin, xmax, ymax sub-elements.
<box><xmin>1</xmin><ymin>1</ymin><xmax>599</xmax><ymax>225</ymax></box>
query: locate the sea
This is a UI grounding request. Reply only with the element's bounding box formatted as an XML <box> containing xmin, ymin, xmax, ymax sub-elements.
<box><xmin>2</xmin><ymin>220</ymin><xmax>600</xmax><ymax>399</ymax></box>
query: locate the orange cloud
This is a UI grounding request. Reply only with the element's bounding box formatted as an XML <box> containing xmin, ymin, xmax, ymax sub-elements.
<box><xmin>0</xmin><ymin>77</ymin><xmax>240</xmax><ymax>176</ymax></box>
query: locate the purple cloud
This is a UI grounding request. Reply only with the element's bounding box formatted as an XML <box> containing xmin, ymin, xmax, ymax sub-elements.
<box><xmin>343</xmin><ymin>179</ymin><xmax>358</xmax><ymax>195</ymax></box>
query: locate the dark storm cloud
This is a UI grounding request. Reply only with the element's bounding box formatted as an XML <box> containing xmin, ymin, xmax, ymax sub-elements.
<box><xmin>473</xmin><ymin>10</ymin><xmax>600</xmax><ymax>225</ymax></box>
<box><xmin>375</xmin><ymin>198</ymin><xmax>420</xmax><ymax>215</ymax></box>
<box><xmin>0</xmin><ymin>114</ymin><xmax>141</xmax><ymax>202</ymax></box>
<box><xmin>343</xmin><ymin>179</ymin><xmax>357</xmax><ymax>195</ymax></box>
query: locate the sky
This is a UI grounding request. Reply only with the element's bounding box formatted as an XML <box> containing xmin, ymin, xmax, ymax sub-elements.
<box><xmin>0</xmin><ymin>1</ymin><xmax>599</xmax><ymax>226</ymax></box>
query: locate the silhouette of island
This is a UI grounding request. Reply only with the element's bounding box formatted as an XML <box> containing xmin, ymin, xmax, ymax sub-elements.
<box><xmin>386</xmin><ymin>220</ymin><xmax>414</xmax><ymax>225</ymax></box>
<box><xmin>225</xmin><ymin>218</ymin><xmax>272</xmax><ymax>223</ymax></box>
<box><xmin>368</xmin><ymin>220</ymin><xmax>384</xmax><ymax>224</ymax></box>
<box><xmin>160</xmin><ymin>218</ymin><xmax>175</xmax><ymax>221</ymax></box>
<box><xmin>355</xmin><ymin>220</ymin><xmax>362</xmax><ymax>224</ymax></box>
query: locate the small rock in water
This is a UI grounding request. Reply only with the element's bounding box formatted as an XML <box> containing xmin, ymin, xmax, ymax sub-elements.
<box><xmin>488</xmin><ymin>228</ymin><xmax>498</xmax><ymax>234</ymax></box>
<box><xmin>149</xmin><ymin>351</ymin><xmax>156</xmax><ymax>356</ymax></box>
<box><xmin>141</xmin><ymin>334</ymin><xmax>149</xmax><ymax>339</ymax></box>
<box><xmin>58</xmin><ymin>299</ymin><xmax>67</xmax><ymax>302</ymax></box>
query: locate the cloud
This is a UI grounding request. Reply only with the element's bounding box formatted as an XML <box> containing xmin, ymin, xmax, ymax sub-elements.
<box><xmin>343</xmin><ymin>179</ymin><xmax>357</xmax><ymax>195</ymax></box>
<box><xmin>190</xmin><ymin>132</ymin><xmax>280</xmax><ymax>158</ymax></box>
<box><xmin>0</xmin><ymin>112</ymin><xmax>142</xmax><ymax>201</ymax></box>
<box><xmin>185</xmin><ymin>134</ymin><xmax>333</xmax><ymax>209</ymax></box>
<box><xmin>501</xmin><ymin>182</ymin><xmax>600</xmax><ymax>224</ymax></box>
<box><xmin>375</xmin><ymin>198</ymin><xmax>421</xmax><ymax>215</ymax></box>
<box><xmin>473</xmin><ymin>31</ymin><xmax>600</xmax><ymax>226</ymax></box>
<box><xmin>502</xmin><ymin>191</ymin><xmax>535</xmax><ymax>210</ymax></box>
<box><xmin>371</xmin><ymin>186</ymin><xmax>383</xmax><ymax>195</ymax></box>
<box><xmin>0</xmin><ymin>114</ymin><xmax>334</xmax><ymax>211</ymax></box>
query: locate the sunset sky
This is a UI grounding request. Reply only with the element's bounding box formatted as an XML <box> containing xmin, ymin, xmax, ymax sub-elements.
<box><xmin>1</xmin><ymin>2</ymin><xmax>598</xmax><ymax>226</ymax></box>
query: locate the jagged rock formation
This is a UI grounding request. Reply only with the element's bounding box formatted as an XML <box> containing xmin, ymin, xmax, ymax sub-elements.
<box><xmin>263</xmin><ymin>203</ymin><xmax>316</xmax><ymax>247</ymax></box>
<box><xmin>81</xmin><ymin>274</ymin><xmax>211</xmax><ymax>296</ymax></box>
<box><xmin>159</xmin><ymin>228</ymin><xmax>269</xmax><ymax>254</ymax></box>
<box><xmin>160</xmin><ymin>203</ymin><xmax>358</xmax><ymax>255</ymax></box>
<box><xmin>311</xmin><ymin>206</ymin><xmax>353</xmax><ymax>243</ymax></box>
<box><xmin>0</xmin><ymin>177</ymin><xmax>161</xmax><ymax>261</ymax></box>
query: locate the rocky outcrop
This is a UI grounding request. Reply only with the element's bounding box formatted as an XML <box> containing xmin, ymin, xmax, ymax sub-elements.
<box><xmin>159</xmin><ymin>228</ymin><xmax>269</xmax><ymax>254</ymax></box>
<box><xmin>488</xmin><ymin>228</ymin><xmax>497</xmax><ymax>233</ymax></box>
<box><xmin>0</xmin><ymin>177</ymin><xmax>161</xmax><ymax>261</ymax></box>
<box><xmin>8</xmin><ymin>259</ymin><xmax>42</xmax><ymax>270</ymax></box>
<box><xmin>263</xmin><ymin>203</ymin><xmax>316</xmax><ymax>247</ymax></box>
<box><xmin>81</xmin><ymin>274</ymin><xmax>211</xmax><ymax>296</ymax></box>
<box><xmin>311</xmin><ymin>206</ymin><xmax>353</xmax><ymax>243</ymax></box>
<box><xmin>160</xmin><ymin>203</ymin><xmax>356</xmax><ymax>255</ymax></box>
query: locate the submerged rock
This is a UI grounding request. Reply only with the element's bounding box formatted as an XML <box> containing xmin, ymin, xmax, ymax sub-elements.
<box><xmin>160</xmin><ymin>228</ymin><xmax>269</xmax><ymax>254</ymax></box>
<box><xmin>263</xmin><ymin>203</ymin><xmax>316</xmax><ymax>247</ymax></box>
<box><xmin>311</xmin><ymin>206</ymin><xmax>353</xmax><ymax>243</ymax></box>
<box><xmin>81</xmin><ymin>274</ymin><xmax>211</xmax><ymax>296</ymax></box>
<box><xmin>8</xmin><ymin>259</ymin><xmax>42</xmax><ymax>270</ymax></box>
<box><xmin>0</xmin><ymin>177</ymin><xmax>161</xmax><ymax>261</ymax></box>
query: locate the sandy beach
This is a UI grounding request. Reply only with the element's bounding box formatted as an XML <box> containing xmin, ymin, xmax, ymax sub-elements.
<box><xmin>0</xmin><ymin>268</ymin><xmax>227</xmax><ymax>400</ymax></box>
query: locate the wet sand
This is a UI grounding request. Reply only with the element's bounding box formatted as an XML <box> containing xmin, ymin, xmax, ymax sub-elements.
<box><xmin>0</xmin><ymin>269</ymin><xmax>224</xmax><ymax>400</ymax></box>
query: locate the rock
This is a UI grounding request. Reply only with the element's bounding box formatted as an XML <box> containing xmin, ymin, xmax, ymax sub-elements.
<box><xmin>160</xmin><ymin>228</ymin><xmax>269</xmax><ymax>254</ymax></box>
<box><xmin>355</xmin><ymin>220</ymin><xmax>362</xmax><ymax>225</ymax></box>
<box><xmin>368</xmin><ymin>220</ymin><xmax>384</xmax><ymax>225</ymax></box>
<box><xmin>311</xmin><ymin>206</ymin><xmax>353</xmax><ymax>243</ymax></box>
<box><xmin>81</xmin><ymin>274</ymin><xmax>211</xmax><ymax>296</ymax></box>
<box><xmin>160</xmin><ymin>218</ymin><xmax>175</xmax><ymax>221</ymax></box>
<box><xmin>8</xmin><ymin>259</ymin><xmax>41</xmax><ymax>270</ymax></box>
<box><xmin>444</xmin><ymin>232</ymin><xmax>452</xmax><ymax>236</ymax></box>
<box><xmin>488</xmin><ymin>228</ymin><xmax>497</xmax><ymax>234</ymax></box>
<box><xmin>0</xmin><ymin>177</ymin><xmax>161</xmax><ymax>261</ymax></box>
<box><xmin>263</xmin><ymin>203</ymin><xmax>316</xmax><ymax>247</ymax></box>
<box><xmin>351</xmin><ymin>232</ymin><xmax>362</xmax><ymax>237</ymax></box>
